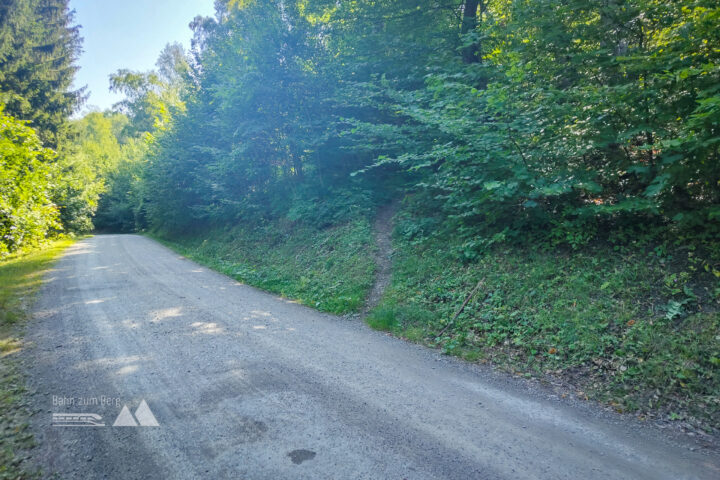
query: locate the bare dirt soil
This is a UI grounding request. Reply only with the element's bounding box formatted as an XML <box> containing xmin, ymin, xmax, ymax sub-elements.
<box><xmin>363</xmin><ymin>202</ymin><xmax>398</xmax><ymax>314</ymax></box>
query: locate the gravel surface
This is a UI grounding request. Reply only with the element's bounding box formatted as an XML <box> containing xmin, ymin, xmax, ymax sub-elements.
<box><xmin>23</xmin><ymin>234</ymin><xmax>720</xmax><ymax>479</ymax></box>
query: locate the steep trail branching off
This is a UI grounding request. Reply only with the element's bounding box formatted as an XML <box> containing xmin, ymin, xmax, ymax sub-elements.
<box><xmin>363</xmin><ymin>202</ymin><xmax>399</xmax><ymax>315</ymax></box>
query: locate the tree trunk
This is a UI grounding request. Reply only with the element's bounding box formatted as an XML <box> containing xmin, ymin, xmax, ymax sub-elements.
<box><xmin>461</xmin><ymin>0</ymin><xmax>481</xmax><ymax>63</ymax></box>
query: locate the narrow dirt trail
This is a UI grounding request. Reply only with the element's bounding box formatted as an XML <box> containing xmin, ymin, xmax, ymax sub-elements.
<box><xmin>363</xmin><ymin>202</ymin><xmax>398</xmax><ymax>314</ymax></box>
<box><xmin>24</xmin><ymin>235</ymin><xmax>720</xmax><ymax>479</ymax></box>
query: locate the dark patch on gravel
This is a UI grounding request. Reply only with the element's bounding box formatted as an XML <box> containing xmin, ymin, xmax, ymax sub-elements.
<box><xmin>288</xmin><ymin>449</ymin><xmax>316</xmax><ymax>464</ymax></box>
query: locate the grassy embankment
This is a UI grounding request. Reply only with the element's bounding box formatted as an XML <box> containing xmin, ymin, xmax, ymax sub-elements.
<box><xmin>154</xmin><ymin>219</ymin><xmax>376</xmax><ymax>315</ymax></box>
<box><xmin>157</xmin><ymin>213</ymin><xmax>719</xmax><ymax>432</ymax></box>
<box><xmin>0</xmin><ymin>239</ymin><xmax>75</xmax><ymax>479</ymax></box>
<box><xmin>368</xmin><ymin>214</ymin><xmax>720</xmax><ymax>432</ymax></box>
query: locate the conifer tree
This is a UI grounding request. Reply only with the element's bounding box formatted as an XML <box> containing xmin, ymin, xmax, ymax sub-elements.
<box><xmin>0</xmin><ymin>0</ymin><xmax>83</xmax><ymax>149</ymax></box>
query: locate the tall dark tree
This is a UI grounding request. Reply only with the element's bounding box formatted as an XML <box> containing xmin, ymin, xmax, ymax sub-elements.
<box><xmin>0</xmin><ymin>0</ymin><xmax>83</xmax><ymax>148</ymax></box>
<box><xmin>461</xmin><ymin>0</ymin><xmax>482</xmax><ymax>63</ymax></box>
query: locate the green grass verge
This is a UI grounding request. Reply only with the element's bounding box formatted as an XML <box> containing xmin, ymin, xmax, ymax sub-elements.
<box><xmin>368</xmin><ymin>232</ymin><xmax>720</xmax><ymax>431</ymax></box>
<box><xmin>153</xmin><ymin>219</ymin><xmax>376</xmax><ymax>314</ymax></box>
<box><xmin>1</xmin><ymin>238</ymin><xmax>75</xmax><ymax>479</ymax></box>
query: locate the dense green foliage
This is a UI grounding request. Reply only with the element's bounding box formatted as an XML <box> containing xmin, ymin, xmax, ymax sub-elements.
<box><xmin>69</xmin><ymin>111</ymin><xmax>148</xmax><ymax>232</ymax></box>
<box><xmin>91</xmin><ymin>0</ymin><xmax>718</xmax><ymax>248</ymax></box>
<box><xmin>0</xmin><ymin>0</ymin><xmax>110</xmax><ymax>253</ymax></box>
<box><xmin>378</xmin><ymin>0</ymin><xmax>720</xmax><ymax>254</ymax></box>
<box><xmin>0</xmin><ymin>109</ymin><xmax>58</xmax><ymax>253</ymax></box>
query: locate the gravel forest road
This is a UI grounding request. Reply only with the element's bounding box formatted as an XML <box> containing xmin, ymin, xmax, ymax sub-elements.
<box><xmin>25</xmin><ymin>234</ymin><xmax>719</xmax><ymax>479</ymax></box>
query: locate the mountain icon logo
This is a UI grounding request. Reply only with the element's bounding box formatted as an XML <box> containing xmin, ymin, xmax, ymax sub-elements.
<box><xmin>113</xmin><ymin>400</ymin><xmax>159</xmax><ymax>427</ymax></box>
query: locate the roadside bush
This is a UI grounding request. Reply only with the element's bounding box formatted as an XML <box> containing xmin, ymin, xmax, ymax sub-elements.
<box><xmin>0</xmin><ymin>109</ymin><xmax>59</xmax><ymax>254</ymax></box>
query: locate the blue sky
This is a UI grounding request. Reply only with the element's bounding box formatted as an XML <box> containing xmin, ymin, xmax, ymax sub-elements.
<box><xmin>70</xmin><ymin>0</ymin><xmax>216</xmax><ymax>113</ymax></box>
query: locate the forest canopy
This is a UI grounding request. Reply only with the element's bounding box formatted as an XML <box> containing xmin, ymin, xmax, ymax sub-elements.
<box><xmin>114</xmin><ymin>0</ymin><xmax>720</xmax><ymax>250</ymax></box>
<box><xmin>1</xmin><ymin>0</ymin><xmax>719</xmax><ymax>253</ymax></box>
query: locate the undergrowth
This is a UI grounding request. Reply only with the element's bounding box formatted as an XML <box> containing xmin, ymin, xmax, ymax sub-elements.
<box><xmin>368</xmin><ymin>217</ymin><xmax>720</xmax><ymax>432</ymax></box>
<box><xmin>154</xmin><ymin>219</ymin><xmax>376</xmax><ymax>314</ymax></box>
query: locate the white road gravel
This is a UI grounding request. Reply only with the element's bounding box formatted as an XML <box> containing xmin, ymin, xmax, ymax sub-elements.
<box><xmin>24</xmin><ymin>234</ymin><xmax>720</xmax><ymax>479</ymax></box>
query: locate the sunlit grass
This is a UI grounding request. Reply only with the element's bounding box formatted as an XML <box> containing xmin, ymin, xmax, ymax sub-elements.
<box><xmin>153</xmin><ymin>221</ymin><xmax>376</xmax><ymax>315</ymax></box>
<box><xmin>0</xmin><ymin>238</ymin><xmax>75</xmax><ymax>333</ymax></box>
<box><xmin>0</xmin><ymin>337</ymin><xmax>23</xmax><ymax>358</ymax></box>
